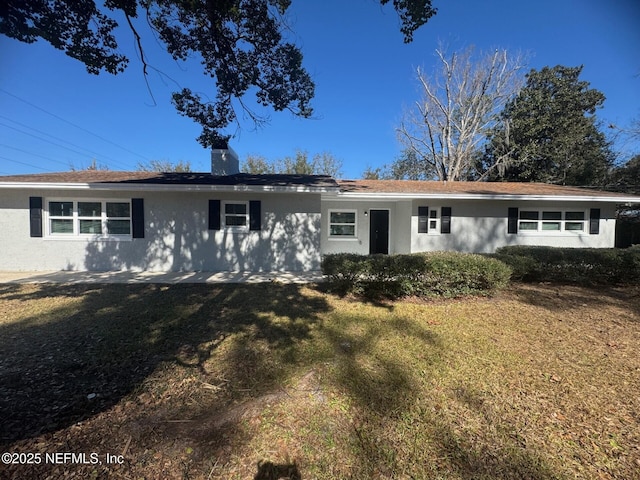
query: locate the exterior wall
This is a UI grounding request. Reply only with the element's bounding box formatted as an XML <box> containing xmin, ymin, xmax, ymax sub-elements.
<box><xmin>320</xmin><ymin>200</ymin><xmax>412</xmax><ymax>255</ymax></box>
<box><xmin>320</xmin><ymin>197</ymin><xmax>617</xmax><ymax>256</ymax></box>
<box><xmin>0</xmin><ymin>187</ymin><xmax>621</xmax><ymax>272</ymax></box>
<box><xmin>410</xmin><ymin>199</ymin><xmax>617</xmax><ymax>253</ymax></box>
<box><xmin>0</xmin><ymin>189</ymin><xmax>321</xmax><ymax>272</ymax></box>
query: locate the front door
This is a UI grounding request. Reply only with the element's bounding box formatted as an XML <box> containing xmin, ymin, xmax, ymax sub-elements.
<box><xmin>369</xmin><ymin>210</ymin><xmax>389</xmax><ymax>254</ymax></box>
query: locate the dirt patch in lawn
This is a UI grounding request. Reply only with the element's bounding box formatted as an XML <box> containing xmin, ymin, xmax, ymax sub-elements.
<box><xmin>0</xmin><ymin>282</ymin><xmax>639</xmax><ymax>479</ymax></box>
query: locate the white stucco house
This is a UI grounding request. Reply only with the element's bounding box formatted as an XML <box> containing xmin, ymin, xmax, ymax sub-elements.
<box><xmin>1</xmin><ymin>148</ymin><xmax>639</xmax><ymax>273</ymax></box>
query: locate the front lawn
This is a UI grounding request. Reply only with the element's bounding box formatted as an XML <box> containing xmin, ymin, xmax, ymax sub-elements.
<box><xmin>0</xmin><ymin>282</ymin><xmax>638</xmax><ymax>479</ymax></box>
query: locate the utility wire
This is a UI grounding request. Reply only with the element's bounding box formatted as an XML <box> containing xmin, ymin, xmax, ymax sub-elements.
<box><xmin>0</xmin><ymin>155</ymin><xmax>55</xmax><ymax>172</ymax></box>
<box><xmin>0</xmin><ymin>115</ymin><xmax>132</xmax><ymax>170</ymax></box>
<box><xmin>0</xmin><ymin>121</ymin><xmax>132</xmax><ymax>170</ymax></box>
<box><xmin>0</xmin><ymin>121</ymin><xmax>112</xmax><ymax>167</ymax></box>
<box><xmin>0</xmin><ymin>143</ymin><xmax>76</xmax><ymax>167</ymax></box>
<box><xmin>0</xmin><ymin>88</ymin><xmax>152</xmax><ymax>162</ymax></box>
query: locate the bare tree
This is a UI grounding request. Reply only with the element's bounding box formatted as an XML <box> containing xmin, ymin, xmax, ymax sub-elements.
<box><xmin>397</xmin><ymin>45</ymin><xmax>526</xmax><ymax>181</ymax></box>
<box><xmin>242</xmin><ymin>150</ymin><xmax>343</xmax><ymax>177</ymax></box>
<box><xmin>608</xmin><ymin>117</ymin><xmax>640</xmax><ymax>163</ymax></box>
<box><xmin>137</xmin><ymin>159</ymin><xmax>192</xmax><ymax>172</ymax></box>
<box><xmin>69</xmin><ymin>159</ymin><xmax>109</xmax><ymax>171</ymax></box>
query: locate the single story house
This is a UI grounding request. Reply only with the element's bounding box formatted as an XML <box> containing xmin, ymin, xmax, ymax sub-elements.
<box><xmin>1</xmin><ymin>148</ymin><xmax>639</xmax><ymax>273</ymax></box>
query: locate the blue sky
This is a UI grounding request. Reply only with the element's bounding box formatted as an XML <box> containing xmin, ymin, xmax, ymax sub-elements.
<box><xmin>1</xmin><ymin>0</ymin><xmax>639</xmax><ymax>178</ymax></box>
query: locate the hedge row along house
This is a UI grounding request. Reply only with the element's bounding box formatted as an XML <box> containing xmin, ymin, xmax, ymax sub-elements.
<box><xmin>1</xmin><ymin>148</ymin><xmax>639</xmax><ymax>273</ymax></box>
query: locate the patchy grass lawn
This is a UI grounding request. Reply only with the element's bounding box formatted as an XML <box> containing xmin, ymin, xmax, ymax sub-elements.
<box><xmin>0</xmin><ymin>282</ymin><xmax>639</xmax><ymax>479</ymax></box>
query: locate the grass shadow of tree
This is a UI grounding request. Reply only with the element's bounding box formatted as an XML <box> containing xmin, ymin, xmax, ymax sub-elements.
<box><xmin>0</xmin><ymin>283</ymin><xmax>330</xmax><ymax>445</ymax></box>
<box><xmin>430</xmin><ymin>385</ymin><xmax>561</xmax><ymax>480</ymax></box>
<box><xmin>510</xmin><ymin>283</ymin><xmax>640</xmax><ymax>321</ymax></box>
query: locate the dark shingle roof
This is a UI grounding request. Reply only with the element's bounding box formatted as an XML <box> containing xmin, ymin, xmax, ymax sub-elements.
<box><xmin>0</xmin><ymin>171</ymin><xmax>339</xmax><ymax>188</ymax></box>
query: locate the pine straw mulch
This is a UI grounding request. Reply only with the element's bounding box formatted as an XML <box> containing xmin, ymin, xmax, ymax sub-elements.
<box><xmin>0</xmin><ymin>282</ymin><xmax>639</xmax><ymax>479</ymax></box>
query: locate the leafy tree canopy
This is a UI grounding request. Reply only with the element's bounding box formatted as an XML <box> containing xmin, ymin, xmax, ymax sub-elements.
<box><xmin>1</xmin><ymin>0</ymin><xmax>436</xmax><ymax>148</ymax></box>
<box><xmin>608</xmin><ymin>154</ymin><xmax>640</xmax><ymax>194</ymax></box>
<box><xmin>483</xmin><ymin>65</ymin><xmax>613</xmax><ymax>186</ymax></box>
<box><xmin>242</xmin><ymin>150</ymin><xmax>343</xmax><ymax>177</ymax></box>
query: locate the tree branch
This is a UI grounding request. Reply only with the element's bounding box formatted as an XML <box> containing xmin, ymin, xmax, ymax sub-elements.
<box><xmin>124</xmin><ymin>12</ymin><xmax>156</xmax><ymax>106</ymax></box>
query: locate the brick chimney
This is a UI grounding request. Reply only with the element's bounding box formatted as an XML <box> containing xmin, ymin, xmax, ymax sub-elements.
<box><xmin>211</xmin><ymin>144</ymin><xmax>239</xmax><ymax>175</ymax></box>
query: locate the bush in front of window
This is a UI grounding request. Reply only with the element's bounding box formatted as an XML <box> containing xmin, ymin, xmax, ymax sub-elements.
<box><xmin>321</xmin><ymin>252</ymin><xmax>512</xmax><ymax>299</ymax></box>
<box><xmin>492</xmin><ymin>245</ymin><xmax>640</xmax><ymax>285</ymax></box>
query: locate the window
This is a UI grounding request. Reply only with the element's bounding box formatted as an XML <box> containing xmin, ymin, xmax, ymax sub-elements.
<box><xmin>106</xmin><ymin>202</ymin><xmax>132</xmax><ymax>234</ymax></box>
<box><xmin>429</xmin><ymin>209</ymin><xmax>439</xmax><ymax>231</ymax></box>
<box><xmin>565</xmin><ymin>211</ymin><xmax>586</xmax><ymax>231</ymax></box>
<box><xmin>78</xmin><ymin>202</ymin><xmax>102</xmax><ymax>234</ymax></box>
<box><xmin>518</xmin><ymin>209</ymin><xmax>586</xmax><ymax>233</ymax></box>
<box><xmin>541</xmin><ymin>211</ymin><xmax>562</xmax><ymax>231</ymax></box>
<box><xmin>518</xmin><ymin>210</ymin><xmax>539</xmax><ymax>231</ymax></box>
<box><xmin>49</xmin><ymin>201</ymin><xmax>74</xmax><ymax>234</ymax></box>
<box><xmin>209</xmin><ymin>200</ymin><xmax>261</xmax><ymax>231</ymax></box>
<box><xmin>223</xmin><ymin>201</ymin><xmax>248</xmax><ymax>228</ymax></box>
<box><xmin>418</xmin><ymin>206</ymin><xmax>442</xmax><ymax>234</ymax></box>
<box><xmin>329</xmin><ymin>210</ymin><xmax>356</xmax><ymax>237</ymax></box>
<box><xmin>47</xmin><ymin>200</ymin><xmax>131</xmax><ymax>237</ymax></box>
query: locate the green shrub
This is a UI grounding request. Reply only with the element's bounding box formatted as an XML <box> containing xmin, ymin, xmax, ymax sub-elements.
<box><xmin>321</xmin><ymin>252</ymin><xmax>512</xmax><ymax>299</ymax></box>
<box><xmin>492</xmin><ymin>246</ymin><xmax>640</xmax><ymax>285</ymax></box>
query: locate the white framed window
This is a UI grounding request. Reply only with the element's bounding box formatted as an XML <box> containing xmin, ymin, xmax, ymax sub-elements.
<box><xmin>428</xmin><ymin>208</ymin><xmax>440</xmax><ymax>233</ymax></box>
<box><xmin>46</xmin><ymin>199</ymin><xmax>131</xmax><ymax>238</ymax></box>
<box><xmin>518</xmin><ymin>209</ymin><xmax>587</xmax><ymax>233</ymax></box>
<box><xmin>49</xmin><ymin>201</ymin><xmax>74</xmax><ymax>234</ymax></box>
<box><xmin>329</xmin><ymin>210</ymin><xmax>357</xmax><ymax>237</ymax></box>
<box><xmin>418</xmin><ymin>206</ymin><xmax>441</xmax><ymax>234</ymax></box>
<box><xmin>223</xmin><ymin>201</ymin><xmax>248</xmax><ymax>229</ymax></box>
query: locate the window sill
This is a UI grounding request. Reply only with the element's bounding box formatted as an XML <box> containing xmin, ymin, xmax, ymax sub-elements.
<box><xmin>328</xmin><ymin>236</ymin><xmax>359</xmax><ymax>241</ymax></box>
<box><xmin>44</xmin><ymin>235</ymin><xmax>133</xmax><ymax>242</ymax></box>
<box><xmin>517</xmin><ymin>231</ymin><xmax>589</xmax><ymax>236</ymax></box>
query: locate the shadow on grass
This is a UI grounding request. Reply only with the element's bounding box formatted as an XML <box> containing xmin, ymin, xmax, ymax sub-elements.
<box><xmin>432</xmin><ymin>421</ymin><xmax>560</xmax><ymax>480</ymax></box>
<box><xmin>436</xmin><ymin>385</ymin><xmax>561</xmax><ymax>480</ymax></box>
<box><xmin>325</xmin><ymin>314</ymin><xmax>441</xmax><ymax>417</ymax></box>
<box><xmin>0</xmin><ymin>283</ymin><xmax>330</xmax><ymax>445</ymax></box>
<box><xmin>511</xmin><ymin>283</ymin><xmax>640</xmax><ymax>321</ymax></box>
<box><xmin>254</xmin><ymin>460</ymin><xmax>301</xmax><ymax>480</ymax></box>
<box><xmin>317</xmin><ymin>298</ymin><xmax>565</xmax><ymax>479</ymax></box>
<box><xmin>317</xmin><ymin>309</ymin><xmax>442</xmax><ymax>478</ymax></box>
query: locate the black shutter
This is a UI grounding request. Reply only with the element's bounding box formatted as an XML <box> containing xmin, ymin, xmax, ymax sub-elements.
<box><xmin>508</xmin><ymin>207</ymin><xmax>519</xmax><ymax>234</ymax></box>
<box><xmin>249</xmin><ymin>200</ymin><xmax>261</xmax><ymax>231</ymax></box>
<box><xmin>29</xmin><ymin>196</ymin><xmax>43</xmax><ymax>237</ymax></box>
<box><xmin>589</xmin><ymin>208</ymin><xmax>600</xmax><ymax>235</ymax></box>
<box><xmin>208</xmin><ymin>200</ymin><xmax>221</xmax><ymax>230</ymax></box>
<box><xmin>441</xmin><ymin>207</ymin><xmax>452</xmax><ymax>234</ymax></box>
<box><xmin>132</xmin><ymin>198</ymin><xmax>144</xmax><ymax>238</ymax></box>
<box><xmin>418</xmin><ymin>206</ymin><xmax>428</xmax><ymax>233</ymax></box>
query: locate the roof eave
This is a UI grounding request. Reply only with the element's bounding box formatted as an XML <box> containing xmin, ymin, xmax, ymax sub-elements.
<box><xmin>328</xmin><ymin>192</ymin><xmax>640</xmax><ymax>203</ymax></box>
<box><xmin>0</xmin><ymin>182</ymin><xmax>339</xmax><ymax>194</ymax></box>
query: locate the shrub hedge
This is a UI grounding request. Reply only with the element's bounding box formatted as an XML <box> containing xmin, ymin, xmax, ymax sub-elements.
<box><xmin>492</xmin><ymin>245</ymin><xmax>640</xmax><ymax>285</ymax></box>
<box><xmin>321</xmin><ymin>252</ymin><xmax>512</xmax><ymax>299</ymax></box>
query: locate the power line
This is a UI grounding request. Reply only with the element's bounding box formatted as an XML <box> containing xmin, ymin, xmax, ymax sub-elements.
<box><xmin>0</xmin><ymin>120</ymin><xmax>131</xmax><ymax>170</ymax></box>
<box><xmin>0</xmin><ymin>143</ymin><xmax>76</xmax><ymax>168</ymax></box>
<box><xmin>0</xmin><ymin>115</ymin><xmax>132</xmax><ymax>170</ymax></box>
<box><xmin>0</xmin><ymin>155</ymin><xmax>55</xmax><ymax>172</ymax></box>
<box><xmin>0</xmin><ymin>88</ymin><xmax>151</xmax><ymax>162</ymax></box>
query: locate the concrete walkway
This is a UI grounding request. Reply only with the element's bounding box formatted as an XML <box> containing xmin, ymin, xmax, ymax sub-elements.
<box><xmin>0</xmin><ymin>270</ymin><xmax>324</xmax><ymax>284</ymax></box>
